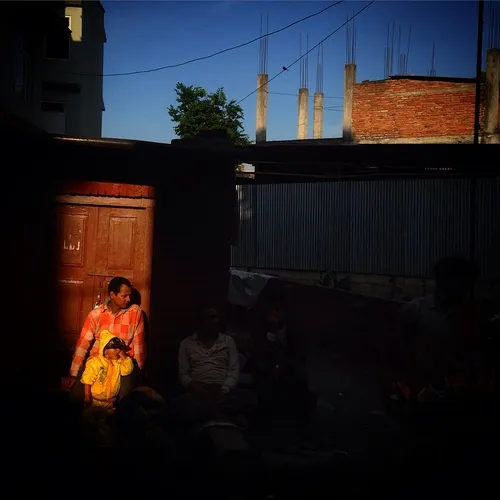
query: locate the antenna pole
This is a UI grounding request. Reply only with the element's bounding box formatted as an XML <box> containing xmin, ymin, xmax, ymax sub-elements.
<box><xmin>473</xmin><ymin>0</ymin><xmax>484</xmax><ymax>145</ymax></box>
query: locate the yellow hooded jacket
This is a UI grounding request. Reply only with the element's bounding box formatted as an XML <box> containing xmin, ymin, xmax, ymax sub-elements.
<box><xmin>80</xmin><ymin>330</ymin><xmax>134</xmax><ymax>408</ymax></box>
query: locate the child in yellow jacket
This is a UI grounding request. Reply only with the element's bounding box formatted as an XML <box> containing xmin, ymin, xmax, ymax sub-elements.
<box><xmin>80</xmin><ymin>330</ymin><xmax>134</xmax><ymax>447</ymax></box>
<box><xmin>81</xmin><ymin>329</ymin><xmax>134</xmax><ymax>409</ymax></box>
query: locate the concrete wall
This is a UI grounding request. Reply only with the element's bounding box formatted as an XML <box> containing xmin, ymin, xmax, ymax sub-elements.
<box><xmin>297</xmin><ymin>88</ymin><xmax>309</xmax><ymax>139</ymax></box>
<box><xmin>233</xmin><ymin>267</ymin><xmax>434</xmax><ymax>302</ymax></box>
<box><xmin>236</xmin><ymin>272</ymin><xmax>404</xmax><ymax>365</ymax></box>
<box><xmin>351</xmin><ymin>78</ymin><xmax>499</xmax><ymax>143</ymax></box>
<box><xmin>255</xmin><ymin>73</ymin><xmax>268</xmax><ymax>143</ymax></box>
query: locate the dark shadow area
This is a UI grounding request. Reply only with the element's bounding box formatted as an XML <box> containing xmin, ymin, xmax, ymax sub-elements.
<box><xmin>2</xmin><ymin>106</ymin><xmax>498</xmax><ymax>497</ymax></box>
<box><xmin>2</xmin><ymin>0</ymin><xmax>499</xmax><ymax>493</ymax></box>
<box><xmin>130</xmin><ymin>287</ymin><xmax>150</xmax><ymax>372</ymax></box>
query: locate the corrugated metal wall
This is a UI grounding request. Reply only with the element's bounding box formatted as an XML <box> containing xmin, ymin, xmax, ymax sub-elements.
<box><xmin>231</xmin><ymin>178</ymin><xmax>500</xmax><ymax>279</ymax></box>
<box><xmin>475</xmin><ymin>177</ymin><xmax>500</xmax><ymax>279</ymax></box>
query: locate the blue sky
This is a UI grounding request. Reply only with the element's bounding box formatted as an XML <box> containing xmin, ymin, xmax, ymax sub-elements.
<box><xmin>101</xmin><ymin>1</ymin><xmax>494</xmax><ymax>143</ymax></box>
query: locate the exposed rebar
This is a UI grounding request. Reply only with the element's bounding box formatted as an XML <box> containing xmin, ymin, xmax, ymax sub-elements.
<box><xmin>429</xmin><ymin>42</ymin><xmax>436</xmax><ymax>76</ymax></box>
<box><xmin>487</xmin><ymin>2</ymin><xmax>500</xmax><ymax>48</ymax></box>
<box><xmin>258</xmin><ymin>13</ymin><xmax>269</xmax><ymax>74</ymax></box>
<box><xmin>346</xmin><ymin>11</ymin><xmax>357</xmax><ymax>65</ymax></box>
<box><xmin>315</xmin><ymin>42</ymin><xmax>324</xmax><ymax>94</ymax></box>
<box><xmin>299</xmin><ymin>33</ymin><xmax>309</xmax><ymax>89</ymax></box>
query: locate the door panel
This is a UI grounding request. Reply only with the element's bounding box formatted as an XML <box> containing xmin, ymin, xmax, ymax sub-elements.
<box><xmin>94</xmin><ymin>207</ymin><xmax>148</xmax><ymax>301</ymax></box>
<box><xmin>56</xmin><ymin>205</ymin><xmax>98</xmax><ymax>353</ymax></box>
<box><xmin>107</xmin><ymin>216</ymin><xmax>135</xmax><ymax>270</ymax></box>
<box><xmin>58</xmin><ymin>279</ymin><xmax>86</xmax><ymax>349</ymax></box>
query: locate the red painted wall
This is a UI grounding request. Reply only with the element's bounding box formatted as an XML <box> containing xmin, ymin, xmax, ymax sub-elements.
<box><xmin>55</xmin><ymin>181</ymin><xmax>155</xmax><ymax>198</ymax></box>
<box><xmin>352</xmin><ymin>78</ymin><xmax>499</xmax><ymax>141</ymax></box>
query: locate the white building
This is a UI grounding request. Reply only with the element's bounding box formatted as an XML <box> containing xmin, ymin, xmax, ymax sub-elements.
<box><xmin>0</xmin><ymin>1</ymin><xmax>106</xmax><ymax>138</ymax></box>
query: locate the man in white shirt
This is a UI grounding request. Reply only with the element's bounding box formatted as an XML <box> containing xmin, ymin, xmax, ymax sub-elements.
<box><xmin>174</xmin><ymin>304</ymin><xmax>254</xmax><ymax>427</ymax></box>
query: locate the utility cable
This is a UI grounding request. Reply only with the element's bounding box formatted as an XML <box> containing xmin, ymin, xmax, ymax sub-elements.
<box><xmin>236</xmin><ymin>1</ymin><xmax>375</xmax><ymax>105</ymax></box>
<box><xmin>268</xmin><ymin>91</ymin><xmax>343</xmax><ymax>99</ymax></box>
<box><xmin>62</xmin><ymin>1</ymin><xmax>344</xmax><ymax>77</ymax></box>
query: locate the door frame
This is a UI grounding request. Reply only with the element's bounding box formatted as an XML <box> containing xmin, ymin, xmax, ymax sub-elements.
<box><xmin>56</xmin><ymin>195</ymin><xmax>154</xmax><ymax>209</ymax></box>
<box><xmin>56</xmin><ymin>194</ymin><xmax>155</xmax><ymax>315</ymax></box>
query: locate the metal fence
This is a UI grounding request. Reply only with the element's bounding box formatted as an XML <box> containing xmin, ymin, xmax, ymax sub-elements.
<box><xmin>231</xmin><ymin>178</ymin><xmax>500</xmax><ymax>279</ymax></box>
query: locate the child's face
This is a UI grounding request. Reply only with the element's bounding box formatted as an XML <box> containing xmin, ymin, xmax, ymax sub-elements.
<box><xmin>104</xmin><ymin>347</ymin><xmax>121</xmax><ymax>360</ymax></box>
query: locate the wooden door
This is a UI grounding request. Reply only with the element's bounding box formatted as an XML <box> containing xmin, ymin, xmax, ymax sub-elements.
<box><xmin>56</xmin><ymin>204</ymin><xmax>98</xmax><ymax>353</ymax></box>
<box><xmin>90</xmin><ymin>206</ymin><xmax>150</xmax><ymax>312</ymax></box>
<box><xmin>56</xmin><ymin>201</ymin><xmax>152</xmax><ymax>364</ymax></box>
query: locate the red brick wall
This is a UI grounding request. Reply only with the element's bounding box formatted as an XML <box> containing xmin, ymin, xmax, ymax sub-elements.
<box><xmin>352</xmin><ymin>78</ymin><xmax>499</xmax><ymax>141</ymax></box>
<box><xmin>55</xmin><ymin>181</ymin><xmax>155</xmax><ymax>198</ymax></box>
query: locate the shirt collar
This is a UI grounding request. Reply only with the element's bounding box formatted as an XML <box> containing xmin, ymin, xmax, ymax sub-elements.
<box><xmin>193</xmin><ymin>332</ymin><xmax>223</xmax><ymax>343</ymax></box>
<box><xmin>102</xmin><ymin>300</ymin><xmax>128</xmax><ymax>315</ymax></box>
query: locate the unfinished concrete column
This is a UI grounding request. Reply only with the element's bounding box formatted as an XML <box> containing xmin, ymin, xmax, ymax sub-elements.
<box><xmin>297</xmin><ymin>88</ymin><xmax>309</xmax><ymax>139</ymax></box>
<box><xmin>483</xmin><ymin>49</ymin><xmax>500</xmax><ymax>144</ymax></box>
<box><xmin>256</xmin><ymin>73</ymin><xmax>268</xmax><ymax>143</ymax></box>
<box><xmin>313</xmin><ymin>92</ymin><xmax>324</xmax><ymax>139</ymax></box>
<box><xmin>343</xmin><ymin>63</ymin><xmax>356</xmax><ymax>142</ymax></box>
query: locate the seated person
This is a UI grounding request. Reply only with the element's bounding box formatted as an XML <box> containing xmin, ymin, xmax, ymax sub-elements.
<box><xmin>174</xmin><ymin>304</ymin><xmax>254</xmax><ymax>428</ymax></box>
<box><xmin>80</xmin><ymin>330</ymin><xmax>134</xmax><ymax>446</ymax></box>
<box><xmin>115</xmin><ymin>387</ymin><xmax>168</xmax><ymax>448</ymax></box>
<box><xmin>396</xmin><ymin>257</ymin><xmax>483</xmax><ymax>403</ymax></box>
<box><xmin>251</xmin><ymin>297</ymin><xmax>315</xmax><ymax>423</ymax></box>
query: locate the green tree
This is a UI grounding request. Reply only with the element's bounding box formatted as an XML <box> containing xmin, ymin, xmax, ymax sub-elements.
<box><xmin>167</xmin><ymin>82</ymin><xmax>251</xmax><ymax>146</ymax></box>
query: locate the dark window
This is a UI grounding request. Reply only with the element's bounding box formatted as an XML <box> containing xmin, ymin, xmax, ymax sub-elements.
<box><xmin>45</xmin><ymin>16</ymin><xmax>70</xmax><ymax>59</ymax></box>
<box><xmin>14</xmin><ymin>35</ymin><xmax>32</xmax><ymax>102</ymax></box>
<box><xmin>41</xmin><ymin>102</ymin><xmax>66</xmax><ymax>113</ymax></box>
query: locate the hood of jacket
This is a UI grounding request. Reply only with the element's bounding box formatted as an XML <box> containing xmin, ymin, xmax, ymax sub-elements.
<box><xmin>99</xmin><ymin>329</ymin><xmax>118</xmax><ymax>359</ymax></box>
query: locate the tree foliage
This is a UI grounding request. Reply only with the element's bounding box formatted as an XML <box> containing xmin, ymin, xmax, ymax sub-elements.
<box><xmin>167</xmin><ymin>83</ymin><xmax>251</xmax><ymax>146</ymax></box>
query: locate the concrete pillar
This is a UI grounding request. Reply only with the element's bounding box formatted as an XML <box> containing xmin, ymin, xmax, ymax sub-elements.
<box><xmin>297</xmin><ymin>88</ymin><xmax>309</xmax><ymax>139</ymax></box>
<box><xmin>313</xmin><ymin>92</ymin><xmax>324</xmax><ymax>139</ymax></box>
<box><xmin>483</xmin><ymin>49</ymin><xmax>500</xmax><ymax>144</ymax></box>
<box><xmin>343</xmin><ymin>63</ymin><xmax>356</xmax><ymax>142</ymax></box>
<box><xmin>256</xmin><ymin>73</ymin><xmax>268</xmax><ymax>143</ymax></box>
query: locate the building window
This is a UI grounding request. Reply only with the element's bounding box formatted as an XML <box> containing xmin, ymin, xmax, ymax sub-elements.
<box><xmin>14</xmin><ymin>35</ymin><xmax>32</xmax><ymax>102</ymax></box>
<box><xmin>41</xmin><ymin>101</ymin><xmax>67</xmax><ymax>135</ymax></box>
<box><xmin>41</xmin><ymin>102</ymin><xmax>65</xmax><ymax>113</ymax></box>
<box><xmin>45</xmin><ymin>16</ymin><xmax>71</xmax><ymax>59</ymax></box>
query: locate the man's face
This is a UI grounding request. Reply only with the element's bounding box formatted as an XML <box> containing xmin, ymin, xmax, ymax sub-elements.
<box><xmin>104</xmin><ymin>347</ymin><xmax>121</xmax><ymax>360</ymax></box>
<box><xmin>265</xmin><ymin>306</ymin><xmax>285</xmax><ymax>329</ymax></box>
<box><xmin>200</xmin><ymin>308</ymin><xmax>219</xmax><ymax>334</ymax></box>
<box><xmin>109</xmin><ymin>284</ymin><xmax>132</xmax><ymax>310</ymax></box>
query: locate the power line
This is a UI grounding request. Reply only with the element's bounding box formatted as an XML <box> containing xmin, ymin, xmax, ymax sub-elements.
<box><xmin>236</xmin><ymin>1</ymin><xmax>375</xmax><ymax>105</ymax></box>
<box><xmin>62</xmin><ymin>1</ymin><xmax>344</xmax><ymax>77</ymax></box>
<box><xmin>268</xmin><ymin>91</ymin><xmax>343</xmax><ymax>99</ymax></box>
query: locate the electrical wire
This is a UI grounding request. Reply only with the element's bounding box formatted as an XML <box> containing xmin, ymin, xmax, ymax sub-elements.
<box><xmin>236</xmin><ymin>1</ymin><xmax>375</xmax><ymax>105</ymax></box>
<box><xmin>267</xmin><ymin>91</ymin><xmax>343</xmax><ymax>99</ymax></box>
<box><xmin>61</xmin><ymin>1</ymin><xmax>344</xmax><ymax>77</ymax></box>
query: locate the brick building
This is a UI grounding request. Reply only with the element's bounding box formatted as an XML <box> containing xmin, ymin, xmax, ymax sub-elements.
<box><xmin>344</xmin><ymin>48</ymin><xmax>500</xmax><ymax>144</ymax></box>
